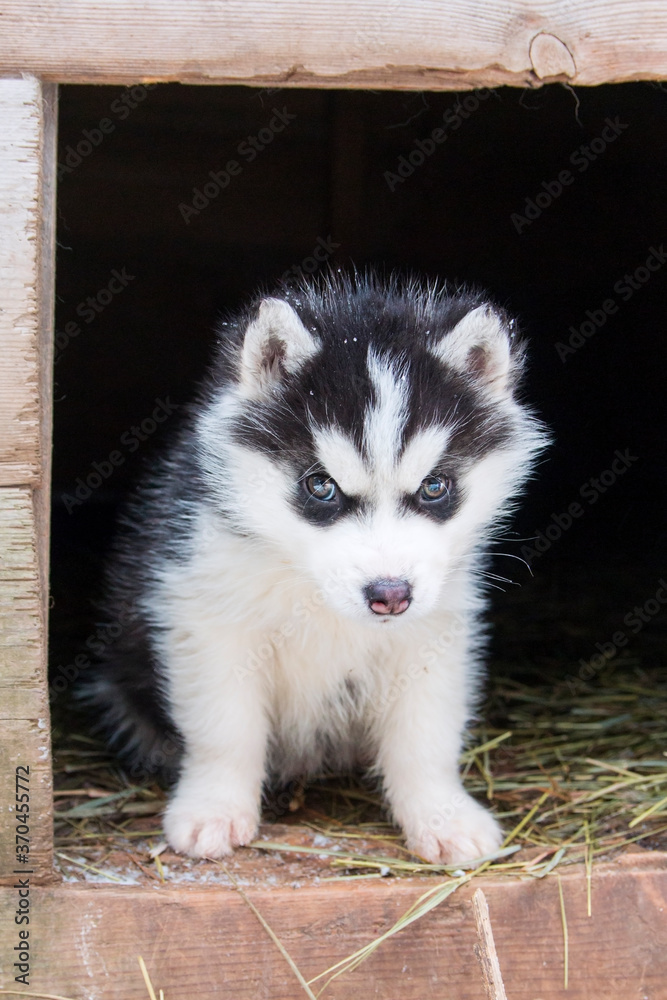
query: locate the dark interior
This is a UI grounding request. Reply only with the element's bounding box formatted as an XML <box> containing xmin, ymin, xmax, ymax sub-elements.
<box><xmin>50</xmin><ymin>82</ymin><xmax>667</xmax><ymax>707</ymax></box>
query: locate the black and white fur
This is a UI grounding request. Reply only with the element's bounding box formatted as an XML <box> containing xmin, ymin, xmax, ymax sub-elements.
<box><xmin>87</xmin><ymin>272</ymin><xmax>547</xmax><ymax>863</ymax></box>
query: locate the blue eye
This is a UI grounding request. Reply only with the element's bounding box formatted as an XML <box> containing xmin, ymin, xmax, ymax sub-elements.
<box><xmin>419</xmin><ymin>476</ymin><xmax>452</xmax><ymax>501</ymax></box>
<box><xmin>306</xmin><ymin>474</ymin><xmax>337</xmax><ymax>502</ymax></box>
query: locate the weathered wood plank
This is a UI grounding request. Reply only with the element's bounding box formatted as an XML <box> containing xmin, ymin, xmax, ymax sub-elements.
<box><xmin>0</xmin><ymin>76</ymin><xmax>56</xmax><ymax>487</ymax></box>
<box><xmin>0</xmin><ymin>488</ymin><xmax>53</xmax><ymax>884</ymax></box>
<box><xmin>0</xmin><ymin>853</ymin><xmax>664</xmax><ymax>997</ymax></box>
<box><xmin>33</xmin><ymin>82</ymin><xmax>57</xmax><ymax>618</ymax></box>
<box><xmin>0</xmin><ymin>1</ymin><xmax>666</xmax><ymax>87</ymax></box>
<box><xmin>0</xmin><ymin>78</ymin><xmax>56</xmax><ymax>884</ymax></box>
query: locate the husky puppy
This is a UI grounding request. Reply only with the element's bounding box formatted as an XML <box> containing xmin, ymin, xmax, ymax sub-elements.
<box><xmin>88</xmin><ymin>272</ymin><xmax>546</xmax><ymax>863</ymax></box>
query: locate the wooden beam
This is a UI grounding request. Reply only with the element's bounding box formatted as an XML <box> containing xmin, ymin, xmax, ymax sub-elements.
<box><xmin>0</xmin><ymin>77</ymin><xmax>56</xmax><ymax>885</ymax></box>
<box><xmin>0</xmin><ymin>76</ymin><xmax>56</xmax><ymax>487</ymax></box>
<box><xmin>33</xmin><ymin>82</ymin><xmax>58</xmax><ymax>631</ymax></box>
<box><xmin>0</xmin><ymin>852</ymin><xmax>664</xmax><ymax>997</ymax></box>
<box><xmin>0</xmin><ymin>1</ymin><xmax>666</xmax><ymax>87</ymax></box>
<box><xmin>0</xmin><ymin>488</ymin><xmax>54</xmax><ymax>884</ymax></box>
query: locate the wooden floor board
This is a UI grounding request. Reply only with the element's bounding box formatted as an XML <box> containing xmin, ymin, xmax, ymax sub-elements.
<box><xmin>1</xmin><ymin>851</ymin><xmax>665</xmax><ymax>998</ymax></box>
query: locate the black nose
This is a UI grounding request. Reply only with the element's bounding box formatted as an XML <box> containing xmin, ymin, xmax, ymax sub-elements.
<box><xmin>365</xmin><ymin>578</ymin><xmax>412</xmax><ymax>616</ymax></box>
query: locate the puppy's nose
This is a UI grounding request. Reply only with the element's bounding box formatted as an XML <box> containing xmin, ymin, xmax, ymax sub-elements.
<box><xmin>365</xmin><ymin>578</ymin><xmax>412</xmax><ymax>616</ymax></box>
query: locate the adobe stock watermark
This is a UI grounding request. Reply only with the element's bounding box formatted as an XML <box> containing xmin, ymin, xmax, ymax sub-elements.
<box><xmin>383</xmin><ymin>89</ymin><xmax>494</xmax><ymax>192</ymax></box>
<box><xmin>423</xmin><ymin>790</ymin><xmax>467</xmax><ymax>838</ymax></box>
<box><xmin>58</xmin><ymin>84</ymin><xmax>157</xmax><ymax>181</ymax></box>
<box><xmin>54</xmin><ymin>266</ymin><xmax>136</xmax><ymax>363</ymax></box>
<box><xmin>511</xmin><ymin>116</ymin><xmax>629</xmax><ymax>234</ymax></box>
<box><xmin>262</xmin><ymin>779</ymin><xmax>304</xmax><ymax>824</ymax></box>
<box><xmin>60</xmin><ymin>397</ymin><xmax>179</xmax><ymax>514</ymax></box>
<box><xmin>555</xmin><ymin>243</ymin><xmax>667</xmax><ymax>362</ymax></box>
<box><xmin>229</xmin><ymin>554</ymin><xmax>468</xmax><ymax>713</ymax></box>
<box><xmin>125</xmin><ymin>733</ymin><xmax>183</xmax><ymax>784</ymax></box>
<box><xmin>231</xmin><ymin>571</ymin><xmax>351</xmax><ymax>682</ymax></box>
<box><xmin>520</xmin><ymin>448</ymin><xmax>638</xmax><ymax>565</ymax></box>
<box><xmin>385</xmin><ymin>92</ymin><xmax>431</xmax><ymax>131</ymax></box>
<box><xmin>279</xmin><ymin>236</ymin><xmax>341</xmax><ymax>284</ymax></box>
<box><xmin>349</xmin><ymin>0</ymin><xmax>401</xmax><ymax>59</ymax></box>
<box><xmin>178</xmin><ymin>107</ymin><xmax>297</xmax><ymax>224</ymax></box>
<box><xmin>50</xmin><ymin>594</ymin><xmax>183</xmax><ymax>782</ymax></box>
<box><xmin>253</xmin><ymin>86</ymin><xmax>282</xmax><ymax>106</ymax></box>
<box><xmin>50</xmin><ymin>601</ymin><xmax>134</xmax><ymax>702</ymax></box>
<box><xmin>368</xmin><ymin>614</ymin><xmax>467</xmax><ymax>720</ymax></box>
<box><xmin>565</xmin><ymin>579</ymin><xmax>667</xmax><ymax>694</ymax></box>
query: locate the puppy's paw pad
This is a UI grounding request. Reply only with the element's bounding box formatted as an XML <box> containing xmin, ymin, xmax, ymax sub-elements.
<box><xmin>164</xmin><ymin>804</ymin><xmax>258</xmax><ymax>858</ymax></box>
<box><xmin>406</xmin><ymin>796</ymin><xmax>503</xmax><ymax>866</ymax></box>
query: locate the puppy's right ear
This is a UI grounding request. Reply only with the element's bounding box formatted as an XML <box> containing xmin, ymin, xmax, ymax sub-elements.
<box><xmin>239</xmin><ymin>298</ymin><xmax>319</xmax><ymax>399</ymax></box>
<box><xmin>430</xmin><ymin>305</ymin><xmax>518</xmax><ymax>399</ymax></box>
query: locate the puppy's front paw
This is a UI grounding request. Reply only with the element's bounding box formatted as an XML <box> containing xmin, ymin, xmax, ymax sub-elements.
<box><xmin>404</xmin><ymin>790</ymin><xmax>503</xmax><ymax>865</ymax></box>
<box><xmin>163</xmin><ymin>797</ymin><xmax>259</xmax><ymax>858</ymax></box>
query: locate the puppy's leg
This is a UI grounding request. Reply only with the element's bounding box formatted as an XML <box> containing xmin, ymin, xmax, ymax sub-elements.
<box><xmin>374</xmin><ymin>629</ymin><xmax>502</xmax><ymax>865</ymax></box>
<box><xmin>162</xmin><ymin>625</ymin><xmax>269</xmax><ymax>858</ymax></box>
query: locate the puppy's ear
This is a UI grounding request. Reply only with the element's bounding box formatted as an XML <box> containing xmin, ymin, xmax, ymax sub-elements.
<box><xmin>431</xmin><ymin>305</ymin><xmax>519</xmax><ymax>398</ymax></box>
<box><xmin>239</xmin><ymin>298</ymin><xmax>319</xmax><ymax>398</ymax></box>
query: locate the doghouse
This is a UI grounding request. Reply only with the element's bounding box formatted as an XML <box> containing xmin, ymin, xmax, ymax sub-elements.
<box><xmin>1</xmin><ymin>4</ymin><xmax>666</xmax><ymax>997</ymax></box>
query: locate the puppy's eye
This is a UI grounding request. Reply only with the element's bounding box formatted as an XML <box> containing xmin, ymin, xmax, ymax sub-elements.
<box><xmin>306</xmin><ymin>474</ymin><xmax>338</xmax><ymax>502</ymax></box>
<box><xmin>419</xmin><ymin>476</ymin><xmax>452</xmax><ymax>501</ymax></box>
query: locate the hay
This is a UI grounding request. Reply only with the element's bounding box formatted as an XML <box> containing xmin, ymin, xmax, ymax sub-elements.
<box><xmin>48</xmin><ymin>570</ymin><xmax>667</xmax><ymax>992</ymax></box>
<box><xmin>52</xmin><ymin>659</ymin><xmax>667</xmax><ymax>884</ymax></box>
<box><xmin>52</xmin><ymin>566</ymin><xmax>667</xmax><ymax>883</ymax></box>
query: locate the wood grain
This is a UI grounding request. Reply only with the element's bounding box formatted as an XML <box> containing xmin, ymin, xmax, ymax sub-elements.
<box><xmin>0</xmin><ymin>78</ymin><xmax>42</xmax><ymax>484</ymax></box>
<box><xmin>0</xmin><ymin>77</ymin><xmax>56</xmax><ymax>883</ymax></box>
<box><xmin>473</xmin><ymin>888</ymin><xmax>508</xmax><ymax>1000</ymax></box>
<box><xmin>0</xmin><ymin>852</ymin><xmax>664</xmax><ymax>998</ymax></box>
<box><xmin>0</xmin><ymin>1</ymin><xmax>666</xmax><ymax>87</ymax></box>
<box><xmin>0</xmin><ymin>77</ymin><xmax>56</xmax><ymax>488</ymax></box>
<box><xmin>33</xmin><ymin>83</ymin><xmax>57</xmax><ymax>626</ymax></box>
<box><xmin>0</xmin><ymin>487</ymin><xmax>53</xmax><ymax>884</ymax></box>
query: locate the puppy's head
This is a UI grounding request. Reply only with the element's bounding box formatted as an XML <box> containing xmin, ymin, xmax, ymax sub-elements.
<box><xmin>199</xmin><ymin>275</ymin><xmax>547</xmax><ymax>623</ymax></box>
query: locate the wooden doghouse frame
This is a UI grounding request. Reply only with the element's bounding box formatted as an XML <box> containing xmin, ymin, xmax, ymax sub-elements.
<box><xmin>1</xmin><ymin>3</ymin><xmax>667</xmax><ymax>996</ymax></box>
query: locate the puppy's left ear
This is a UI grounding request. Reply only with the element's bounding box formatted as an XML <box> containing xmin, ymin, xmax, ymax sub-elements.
<box><xmin>239</xmin><ymin>298</ymin><xmax>319</xmax><ymax>398</ymax></box>
<box><xmin>431</xmin><ymin>305</ymin><xmax>519</xmax><ymax>398</ymax></box>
